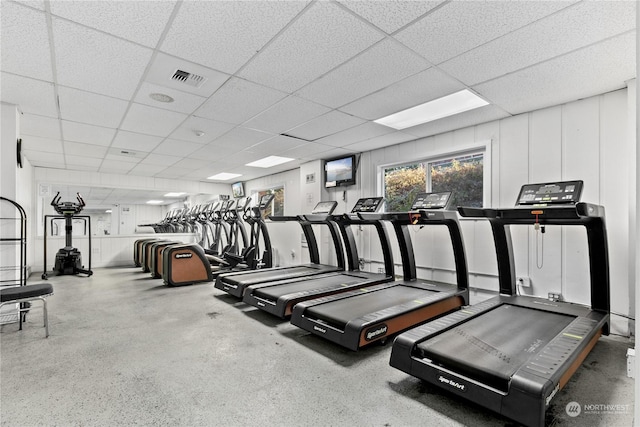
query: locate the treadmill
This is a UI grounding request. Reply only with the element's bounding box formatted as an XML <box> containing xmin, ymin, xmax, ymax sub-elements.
<box><xmin>389</xmin><ymin>181</ymin><xmax>610</xmax><ymax>427</ymax></box>
<box><xmin>242</xmin><ymin>197</ymin><xmax>394</xmax><ymax>318</ymax></box>
<box><xmin>214</xmin><ymin>201</ymin><xmax>346</xmax><ymax>298</ymax></box>
<box><xmin>290</xmin><ymin>192</ymin><xmax>469</xmax><ymax>351</ymax></box>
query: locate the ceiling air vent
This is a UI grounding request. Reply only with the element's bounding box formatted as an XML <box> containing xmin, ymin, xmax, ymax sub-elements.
<box><xmin>171</xmin><ymin>69</ymin><xmax>207</xmax><ymax>88</ymax></box>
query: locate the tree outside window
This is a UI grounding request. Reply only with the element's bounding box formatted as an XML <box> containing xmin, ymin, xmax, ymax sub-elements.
<box><xmin>384</xmin><ymin>152</ymin><xmax>484</xmax><ymax>211</ymax></box>
<box><xmin>257</xmin><ymin>186</ymin><xmax>284</xmax><ymax>219</ymax></box>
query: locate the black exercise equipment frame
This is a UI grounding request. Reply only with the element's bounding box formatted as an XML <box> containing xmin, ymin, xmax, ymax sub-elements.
<box><xmin>390</xmin><ymin>200</ymin><xmax>610</xmax><ymax>427</ymax></box>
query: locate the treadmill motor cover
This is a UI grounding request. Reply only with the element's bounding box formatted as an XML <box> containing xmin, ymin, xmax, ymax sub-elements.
<box><xmin>417</xmin><ymin>305</ymin><xmax>574</xmax><ymax>391</ymax></box>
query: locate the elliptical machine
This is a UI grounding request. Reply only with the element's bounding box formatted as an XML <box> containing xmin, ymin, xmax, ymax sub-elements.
<box><xmin>42</xmin><ymin>192</ymin><xmax>93</xmax><ymax>279</ymax></box>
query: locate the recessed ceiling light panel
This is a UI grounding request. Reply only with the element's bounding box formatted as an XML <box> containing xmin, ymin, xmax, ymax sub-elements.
<box><xmin>374</xmin><ymin>89</ymin><xmax>489</xmax><ymax>130</ymax></box>
<box><xmin>207</xmin><ymin>173</ymin><xmax>242</xmax><ymax>181</ymax></box>
<box><xmin>164</xmin><ymin>192</ymin><xmax>185</xmax><ymax>197</ymax></box>
<box><xmin>246</xmin><ymin>156</ymin><xmax>294</xmax><ymax>168</ymax></box>
<box><xmin>146</xmin><ymin>200</ymin><xmax>164</xmax><ymax>204</ymax></box>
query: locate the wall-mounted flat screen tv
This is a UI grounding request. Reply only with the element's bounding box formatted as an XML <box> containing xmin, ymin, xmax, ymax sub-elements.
<box><xmin>231</xmin><ymin>182</ymin><xmax>245</xmax><ymax>198</ymax></box>
<box><xmin>324</xmin><ymin>154</ymin><xmax>356</xmax><ymax>188</ymax></box>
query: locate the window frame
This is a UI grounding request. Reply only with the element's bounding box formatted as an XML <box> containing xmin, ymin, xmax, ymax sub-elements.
<box><xmin>251</xmin><ymin>184</ymin><xmax>285</xmax><ymax>220</ymax></box>
<box><xmin>378</xmin><ymin>140</ymin><xmax>492</xmax><ymax>210</ymax></box>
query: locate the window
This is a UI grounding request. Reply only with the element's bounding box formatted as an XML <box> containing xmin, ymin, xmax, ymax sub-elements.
<box><xmin>256</xmin><ymin>186</ymin><xmax>284</xmax><ymax>219</ymax></box>
<box><xmin>383</xmin><ymin>151</ymin><xmax>485</xmax><ymax>211</ymax></box>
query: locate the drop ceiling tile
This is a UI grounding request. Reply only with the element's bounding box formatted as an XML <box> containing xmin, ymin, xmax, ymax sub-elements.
<box><xmin>152</xmin><ymin>139</ymin><xmax>203</xmax><ymax>157</ymax></box>
<box><xmin>239</xmin><ymin>1</ymin><xmax>384</xmax><ymax>92</ymax></box>
<box><xmin>140</xmin><ymin>153</ymin><xmax>181</xmax><ymax>167</ymax></box>
<box><xmin>298</xmin><ymin>39</ymin><xmax>430</xmax><ymax>108</ymax></box>
<box><xmin>128</xmin><ymin>163</ymin><xmax>169</xmax><ymax>177</ymax></box>
<box><xmin>63</xmin><ymin>141</ymin><xmax>108</xmax><ymax>158</ymax></box>
<box><xmin>111</xmin><ymin>130</ymin><xmax>164</xmax><ymax>152</ymax></box>
<box><xmin>195</xmin><ymin>78</ymin><xmax>287</xmax><ymax>125</ymax></box>
<box><xmin>161</xmin><ymin>1</ymin><xmax>308</xmax><ymax>74</ymax></box>
<box><xmin>171</xmin><ymin>158</ymin><xmax>212</xmax><ymax>170</ymax></box>
<box><xmin>169</xmin><ymin>116</ymin><xmax>235</xmax><ymax>143</ymax></box>
<box><xmin>52</xmin><ymin>17</ymin><xmax>153</xmax><ymax>99</ymax></box>
<box><xmin>286</xmin><ymin>111</ymin><xmax>365</xmax><ymax>141</ymax></box>
<box><xmin>21</xmin><ymin>135</ymin><xmax>62</xmax><ymax>153</ymax></box>
<box><xmin>155</xmin><ymin>167</ymin><xmax>193</xmax><ymax>179</ymax></box>
<box><xmin>20</xmin><ymin>114</ymin><xmax>60</xmax><ymax>139</ymax></box>
<box><xmin>245</xmin><ymin>134</ymin><xmax>308</xmax><ymax>155</ymax></box>
<box><xmin>61</xmin><ymin>121</ymin><xmax>116</xmax><ymax>146</ymax></box>
<box><xmin>0</xmin><ymin>73</ymin><xmax>58</xmax><ymax>117</ymax></box>
<box><xmin>145</xmin><ymin>52</ymin><xmax>230</xmax><ymax>98</ymax></box>
<box><xmin>402</xmin><ymin>105</ymin><xmax>511</xmax><ymax>138</ymax></box>
<box><xmin>49</xmin><ymin>1</ymin><xmax>176</xmax><ymax>47</ymax></box>
<box><xmin>65</xmin><ymin>155</ymin><xmax>102</xmax><ymax>167</ymax></box>
<box><xmin>212</xmin><ymin>127</ymin><xmax>274</xmax><ymax>150</ymax></box>
<box><xmin>134</xmin><ymin>82</ymin><xmax>206</xmax><ymax>114</ymax></box>
<box><xmin>100</xmin><ymin>160</ymin><xmax>135</xmax><ymax>174</ymax></box>
<box><xmin>120</xmin><ymin>103</ymin><xmax>187</xmax><ymax>137</ymax></box>
<box><xmin>337</xmin><ymin>0</ymin><xmax>444</xmax><ymax>34</ymax></box>
<box><xmin>1</xmin><ymin>2</ymin><xmax>53</xmax><ymax>81</ymax></box>
<box><xmin>314</xmin><ymin>122</ymin><xmax>395</xmax><ymax>148</ymax></box>
<box><xmin>243</xmin><ymin>96</ymin><xmax>331</xmax><ymax>134</ymax></box>
<box><xmin>313</xmin><ymin>147</ymin><xmax>353</xmax><ymax>160</ymax></box>
<box><xmin>13</xmin><ymin>1</ymin><xmax>45</xmax><ymax>10</ymax></box>
<box><xmin>344</xmin><ymin>131</ymin><xmax>417</xmax><ymax>152</ymax></box>
<box><xmin>280</xmin><ymin>142</ymin><xmax>335</xmax><ymax>160</ymax></box>
<box><xmin>339</xmin><ymin>67</ymin><xmax>464</xmax><ymax>120</ymax></box>
<box><xmin>187</xmin><ymin>142</ymin><xmax>237</xmax><ymax>160</ymax></box>
<box><xmin>67</xmin><ymin>164</ymin><xmax>99</xmax><ymax>173</ymax></box>
<box><xmin>23</xmin><ymin>149</ymin><xmax>64</xmax><ymax>164</ymax></box>
<box><xmin>395</xmin><ymin>0</ymin><xmax>575</xmax><ymax>64</ymax></box>
<box><xmin>58</xmin><ymin>86</ymin><xmax>129</xmax><ymax>127</ymax></box>
<box><xmin>440</xmin><ymin>1</ymin><xmax>637</xmax><ymax>86</ymax></box>
<box><xmin>473</xmin><ymin>31</ymin><xmax>636</xmax><ymax>116</ymax></box>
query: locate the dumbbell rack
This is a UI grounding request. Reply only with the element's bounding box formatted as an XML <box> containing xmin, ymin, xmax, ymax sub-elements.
<box><xmin>0</xmin><ymin>197</ymin><xmax>28</xmax><ymax>325</ymax></box>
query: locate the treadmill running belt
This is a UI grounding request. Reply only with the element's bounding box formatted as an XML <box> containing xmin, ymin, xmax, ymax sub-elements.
<box><xmin>306</xmin><ymin>286</ymin><xmax>437</xmax><ymax>327</ymax></box>
<box><xmin>224</xmin><ymin>265</ymin><xmax>334</xmax><ymax>285</ymax></box>
<box><xmin>417</xmin><ymin>305</ymin><xmax>574</xmax><ymax>391</ymax></box>
<box><xmin>253</xmin><ymin>274</ymin><xmax>375</xmax><ymax>300</ymax></box>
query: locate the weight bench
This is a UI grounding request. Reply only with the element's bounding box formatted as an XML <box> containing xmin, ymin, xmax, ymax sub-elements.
<box><xmin>0</xmin><ymin>283</ymin><xmax>53</xmax><ymax>338</ymax></box>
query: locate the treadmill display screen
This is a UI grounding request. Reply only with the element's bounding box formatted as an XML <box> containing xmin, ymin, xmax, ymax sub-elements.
<box><xmin>351</xmin><ymin>197</ymin><xmax>384</xmax><ymax>213</ymax></box>
<box><xmin>516</xmin><ymin>181</ymin><xmax>583</xmax><ymax>206</ymax></box>
<box><xmin>312</xmin><ymin>201</ymin><xmax>338</xmax><ymax>215</ymax></box>
<box><xmin>411</xmin><ymin>192</ymin><xmax>452</xmax><ymax>210</ymax></box>
<box><xmin>258</xmin><ymin>194</ymin><xmax>275</xmax><ymax>209</ymax></box>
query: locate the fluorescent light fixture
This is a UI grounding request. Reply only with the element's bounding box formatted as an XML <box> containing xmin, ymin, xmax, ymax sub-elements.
<box><xmin>164</xmin><ymin>192</ymin><xmax>185</xmax><ymax>197</ymax></box>
<box><xmin>207</xmin><ymin>172</ymin><xmax>242</xmax><ymax>181</ymax></box>
<box><xmin>105</xmin><ymin>209</ymin><xmax>112</xmax><ymax>213</ymax></box>
<box><xmin>146</xmin><ymin>200</ymin><xmax>164</xmax><ymax>204</ymax></box>
<box><xmin>245</xmin><ymin>155</ymin><xmax>294</xmax><ymax>168</ymax></box>
<box><xmin>374</xmin><ymin>89</ymin><xmax>489</xmax><ymax>130</ymax></box>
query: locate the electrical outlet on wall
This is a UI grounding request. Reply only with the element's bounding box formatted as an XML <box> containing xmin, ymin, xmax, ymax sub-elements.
<box><xmin>516</xmin><ymin>276</ymin><xmax>530</xmax><ymax>287</ymax></box>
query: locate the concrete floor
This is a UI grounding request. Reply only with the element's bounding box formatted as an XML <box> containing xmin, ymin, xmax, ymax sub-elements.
<box><xmin>1</xmin><ymin>267</ymin><xmax>634</xmax><ymax>427</ymax></box>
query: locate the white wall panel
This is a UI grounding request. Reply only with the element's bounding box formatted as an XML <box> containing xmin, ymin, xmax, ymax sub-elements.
<box><xmin>498</xmin><ymin>114</ymin><xmax>530</xmax><ymax>287</ymax></box>
<box><xmin>562</xmin><ymin>97</ymin><xmax>600</xmax><ymax>305</ymax></box>
<box><xmin>600</xmin><ymin>89</ymin><xmax>630</xmax><ymax>334</ymax></box>
<box><xmin>526</xmin><ymin>106</ymin><xmax>563</xmax><ymax>298</ymax></box>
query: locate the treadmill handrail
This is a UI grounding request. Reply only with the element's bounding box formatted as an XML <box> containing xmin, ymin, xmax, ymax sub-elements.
<box><xmin>458</xmin><ymin>202</ymin><xmax>609</xmax><ymax>316</ymax></box>
<box><xmin>357</xmin><ymin>209</ymin><xmax>468</xmax><ymax>288</ymax></box>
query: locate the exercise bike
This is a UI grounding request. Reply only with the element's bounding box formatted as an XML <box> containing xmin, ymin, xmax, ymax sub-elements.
<box><xmin>42</xmin><ymin>192</ymin><xmax>93</xmax><ymax>279</ymax></box>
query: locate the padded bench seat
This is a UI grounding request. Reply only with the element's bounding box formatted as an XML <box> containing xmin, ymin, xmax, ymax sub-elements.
<box><xmin>0</xmin><ymin>284</ymin><xmax>54</xmax><ymax>337</ymax></box>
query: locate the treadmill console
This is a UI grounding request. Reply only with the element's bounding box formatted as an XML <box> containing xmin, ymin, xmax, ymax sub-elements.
<box><xmin>258</xmin><ymin>194</ymin><xmax>275</xmax><ymax>210</ymax></box>
<box><xmin>311</xmin><ymin>201</ymin><xmax>338</xmax><ymax>215</ymax></box>
<box><xmin>516</xmin><ymin>180</ymin><xmax>583</xmax><ymax>206</ymax></box>
<box><xmin>351</xmin><ymin>197</ymin><xmax>384</xmax><ymax>213</ymax></box>
<box><xmin>411</xmin><ymin>192</ymin><xmax>452</xmax><ymax>210</ymax></box>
